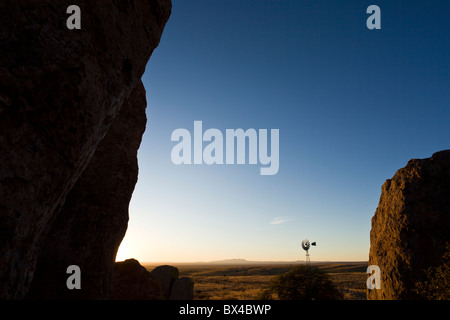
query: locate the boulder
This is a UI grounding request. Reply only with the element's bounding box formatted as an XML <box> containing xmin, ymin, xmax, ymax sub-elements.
<box><xmin>150</xmin><ymin>265</ymin><xmax>179</xmax><ymax>299</ymax></box>
<box><xmin>26</xmin><ymin>82</ymin><xmax>148</xmax><ymax>299</ymax></box>
<box><xmin>368</xmin><ymin>150</ymin><xmax>450</xmax><ymax>300</ymax></box>
<box><xmin>169</xmin><ymin>277</ymin><xmax>195</xmax><ymax>300</ymax></box>
<box><xmin>111</xmin><ymin>260</ymin><xmax>194</xmax><ymax>300</ymax></box>
<box><xmin>0</xmin><ymin>0</ymin><xmax>171</xmax><ymax>299</ymax></box>
<box><xmin>111</xmin><ymin>259</ymin><xmax>163</xmax><ymax>300</ymax></box>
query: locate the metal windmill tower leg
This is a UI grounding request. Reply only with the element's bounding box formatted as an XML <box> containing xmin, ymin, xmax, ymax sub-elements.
<box><xmin>305</xmin><ymin>250</ymin><xmax>310</xmax><ymax>267</ymax></box>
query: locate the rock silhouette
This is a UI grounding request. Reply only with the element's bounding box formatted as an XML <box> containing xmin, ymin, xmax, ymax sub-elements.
<box><xmin>111</xmin><ymin>259</ymin><xmax>162</xmax><ymax>300</ymax></box>
<box><xmin>368</xmin><ymin>150</ymin><xmax>450</xmax><ymax>300</ymax></box>
<box><xmin>26</xmin><ymin>83</ymin><xmax>148</xmax><ymax>299</ymax></box>
<box><xmin>111</xmin><ymin>259</ymin><xmax>193</xmax><ymax>300</ymax></box>
<box><xmin>0</xmin><ymin>0</ymin><xmax>171</xmax><ymax>299</ymax></box>
<box><xmin>169</xmin><ymin>277</ymin><xmax>195</xmax><ymax>300</ymax></box>
<box><xmin>150</xmin><ymin>265</ymin><xmax>179</xmax><ymax>299</ymax></box>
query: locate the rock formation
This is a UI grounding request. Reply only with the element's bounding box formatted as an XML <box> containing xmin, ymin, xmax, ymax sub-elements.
<box><xmin>150</xmin><ymin>265</ymin><xmax>180</xmax><ymax>299</ymax></box>
<box><xmin>368</xmin><ymin>150</ymin><xmax>450</xmax><ymax>300</ymax></box>
<box><xmin>169</xmin><ymin>277</ymin><xmax>195</xmax><ymax>300</ymax></box>
<box><xmin>111</xmin><ymin>259</ymin><xmax>194</xmax><ymax>300</ymax></box>
<box><xmin>0</xmin><ymin>0</ymin><xmax>171</xmax><ymax>299</ymax></box>
<box><xmin>26</xmin><ymin>83</ymin><xmax>148</xmax><ymax>299</ymax></box>
<box><xmin>111</xmin><ymin>259</ymin><xmax>163</xmax><ymax>300</ymax></box>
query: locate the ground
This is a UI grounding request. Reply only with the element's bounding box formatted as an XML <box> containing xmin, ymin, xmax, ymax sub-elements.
<box><xmin>144</xmin><ymin>262</ymin><xmax>368</xmax><ymax>300</ymax></box>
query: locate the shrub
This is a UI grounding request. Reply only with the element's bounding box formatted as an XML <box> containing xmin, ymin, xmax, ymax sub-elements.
<box><xmin>260</xmin><ymin>265</ymin><xmax>343</xmax><ymax>300</ymax></box>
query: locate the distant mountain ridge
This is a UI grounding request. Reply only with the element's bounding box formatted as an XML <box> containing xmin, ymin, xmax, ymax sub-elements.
<box><xmin>141</xmin><ymin>259</ymin><xmax>367</xmax><ymax>266</ymax></box>
<box><xmin>141</xmin><ymin>259</ymin><xmax>303</xmax><ymax>265</ymax></box>
<box><xmin>204</xmin><ymin>259</ymin><xmax>300</xmax><ymax>265</ymax></box>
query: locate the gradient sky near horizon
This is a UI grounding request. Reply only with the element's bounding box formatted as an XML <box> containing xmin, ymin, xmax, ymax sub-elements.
<box><xmin>116</xmin><ymin>0</ymin><xmax>449</xmax><ymax>262</ymax></box>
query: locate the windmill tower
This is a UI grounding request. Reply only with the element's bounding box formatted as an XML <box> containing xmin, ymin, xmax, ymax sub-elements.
<box><xmin>301</xmin><ymin>239</ymin><xmax>316</xmax><ymax>266</ymax></box>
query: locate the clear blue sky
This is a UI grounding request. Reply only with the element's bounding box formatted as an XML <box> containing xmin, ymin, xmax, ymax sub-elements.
<box><xmin>117</xmin><ymin>0</ymin><xmax>449</xmax><ymax>262</ymax></box>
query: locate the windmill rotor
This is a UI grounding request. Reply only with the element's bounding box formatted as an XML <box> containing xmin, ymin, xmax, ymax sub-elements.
<box><xmin>301</xmin><ymin>239</ymin><xmax>310</xmax><ymax>251</ymax></box>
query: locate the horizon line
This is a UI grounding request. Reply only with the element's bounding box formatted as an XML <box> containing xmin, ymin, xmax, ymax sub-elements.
<box><xmin>116</xmin><ymin>258</ymin><xmax>369</xmax><ymax>265</ymax></box>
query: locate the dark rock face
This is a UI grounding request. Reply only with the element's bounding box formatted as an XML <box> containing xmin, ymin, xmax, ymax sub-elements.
<box><xmin>111</xmin><ymin>259</ymin><xmax>163</xmax><ymax>300</ymax></box>
<box><xmin>150</xmin><ymin>265</ymin><xmax>179</xmax><ymax>299</ymax></box>
<box><xmin>169</xmin><ymin>277</ymin><xmax>195</xmax><ymax>300</ymax></box>
<box><xmin>368</xmin><ymin>150</ymin><xmax>450</xmax><ymax>300</ymax></box>
<box><xmin>0</xmin><ymin>0</ymin><xmax>171</xmax><ymax>299</ymax></box>
<box><xmin>26</xmin><ymin>83</ymin><xmax>148</xmax><ymax>299</ymax></box>
<box><xmin>111</xmin><ymin>259</ymin><xmax>194</xmax><ymax>300</ymax></box>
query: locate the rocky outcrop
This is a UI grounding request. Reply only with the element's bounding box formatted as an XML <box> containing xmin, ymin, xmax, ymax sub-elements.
<box><xmin>26</xmin><ymin>83</ymin><xmax>148</xmax><ymax>299</ymax></box>
<box><xmin>111</xmin><ymin>259</ymin><xmax>163</xmax><ymax>300</ymax></box>
<box><xmin>169</xmin><ymin>277</ymin><xmax>195</xmax><ymax>300</ymax></box>
<box><xmin>368</xmin><ymin>150</ymin><xmax>450</xmax><ymax>300</ymax></box>
<box><xmin>111</xmin><ymin>259</ymin><xmax>194</xmax><ymax>300</ymax></box>
<box><xmin>0</xmin><ymin>0</ymin><xmax>171</xmax><ymax>299</ymax></box>
<box><xmin>150</xmin><ymin>265</ymin><xmax>179</xmax><ymax>299</ymax></box>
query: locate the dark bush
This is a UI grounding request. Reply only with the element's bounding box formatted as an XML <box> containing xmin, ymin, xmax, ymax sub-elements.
<box><xmin>260</xmin><ymin>265</ymin><xmax>343</xmax><ymax>300</ymax></box>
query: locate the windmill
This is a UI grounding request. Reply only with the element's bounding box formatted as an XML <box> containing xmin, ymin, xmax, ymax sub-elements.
<box><xmin>301</xmin><ymin>239</ymin><xmax>316</xmax><ymax>266</ymax></box>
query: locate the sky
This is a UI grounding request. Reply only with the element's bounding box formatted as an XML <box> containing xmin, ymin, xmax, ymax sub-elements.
<box><xmin>116</xmin><ymin>0</ymin><xmax>450</xmax><ymax>263</ymax></box>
